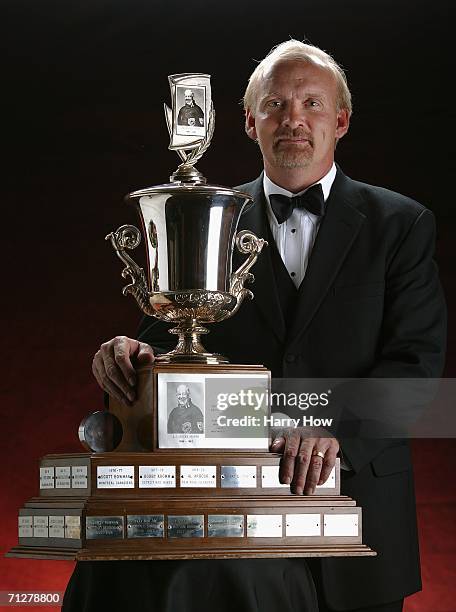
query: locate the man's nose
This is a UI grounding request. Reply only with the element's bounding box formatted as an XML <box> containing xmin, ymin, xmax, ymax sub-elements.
<box><xmin>282</xmin><ymin>100</ymin><xmax>307</xmax><ymax>129</ymax></box>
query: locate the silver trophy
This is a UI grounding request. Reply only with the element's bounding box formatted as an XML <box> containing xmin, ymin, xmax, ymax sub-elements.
<box><xmin>106</xmin><ymin>73</ymin><xmax>266</xmax><ymax>364</ymax></box>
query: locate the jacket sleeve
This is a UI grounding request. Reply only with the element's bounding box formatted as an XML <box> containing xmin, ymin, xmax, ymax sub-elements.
<box><xmin>338</xmin><ymin>208</ymin><xmax>447</xmax><ymax>473</ymax></box>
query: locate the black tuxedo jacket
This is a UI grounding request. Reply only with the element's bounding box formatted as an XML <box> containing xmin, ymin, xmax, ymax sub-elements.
<box><xmin>138</xmin><ymin>167</ymin><xmax>447</xmax><ymax>609</ymax></box>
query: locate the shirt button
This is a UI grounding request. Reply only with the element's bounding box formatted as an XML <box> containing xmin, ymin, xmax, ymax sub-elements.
<box><xmin>291</xmin><ymin>229</ymin><xmax>296</xmax><ymax>233</ymax></box>
<box><xmin>285</xmin><ymin>354</ymin><xmax>296</xmax><ymax>363</ymax></box>
<box><xmin>290</xmin><ymin>272</ymin><xmax>296</xmax><ymax>277</ymax></box>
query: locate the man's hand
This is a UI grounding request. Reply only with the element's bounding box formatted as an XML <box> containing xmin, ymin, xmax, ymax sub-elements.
<box><xmin>270</xmin><ymin>428</ymin><xmax>340</xmax><ymax>495</ymax></box>
<box><xmin>92</xmin><ymin>336</ymin><xmax>154</xmax><ymax>405</ymax></box>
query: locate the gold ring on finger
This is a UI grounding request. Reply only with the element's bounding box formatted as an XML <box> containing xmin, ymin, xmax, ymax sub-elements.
<box><xmin>312</xmin><ymin>450</ymin><xmax>325</xmax><ymax>459</ymax></box>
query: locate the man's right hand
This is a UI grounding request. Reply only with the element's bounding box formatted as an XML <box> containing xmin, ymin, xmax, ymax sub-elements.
<box><xmin>92</xmin><ymin>336</ymin><xmax>155</xmax><ymax>405</ymax></box>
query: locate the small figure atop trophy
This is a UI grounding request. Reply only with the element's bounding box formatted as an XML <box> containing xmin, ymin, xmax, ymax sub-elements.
<box><xmin>164</xmin><ymin>73</ymin><xmax>214</xmax><ymax>183</ymax></box>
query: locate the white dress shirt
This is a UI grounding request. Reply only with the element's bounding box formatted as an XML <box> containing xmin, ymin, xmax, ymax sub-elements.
<box><xmin>263</xmin><ymin>163</ymin><xmax>337</xmax><ymax>288</ymax></box>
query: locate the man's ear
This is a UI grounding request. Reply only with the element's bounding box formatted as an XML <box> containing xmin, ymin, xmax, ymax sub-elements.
<box><xmin>335</xmin><ymin>108</ymin><xmax>350</xmax><ymax>141</ymax></box>
<box><xmin>245</xmin><ymin>109</ymin><xmax>257</xmax><ymax>141</ymax></box>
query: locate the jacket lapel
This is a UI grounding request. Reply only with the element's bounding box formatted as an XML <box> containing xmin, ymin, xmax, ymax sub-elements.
<box><xmin>235</xmin><ymin>175</ymin><xmax>287</xmax><ymax>343</ymax></box>
<box><xmin>287</xmin><ymin>169</ymin><xmax>366</xmax><ymax>347</ymax></box>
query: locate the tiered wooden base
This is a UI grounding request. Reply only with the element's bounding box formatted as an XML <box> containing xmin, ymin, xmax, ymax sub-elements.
<box><xmin>8</xmin><ymin>452</ymin><xmax>375</xmax><ymax>560</ymax></box>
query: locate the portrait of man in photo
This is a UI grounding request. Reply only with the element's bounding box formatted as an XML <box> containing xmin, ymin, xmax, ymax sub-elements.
<box><xmin>167</xmin><ymin>383</ymin><xmax>204</xmax><ymax>434</ymax></box>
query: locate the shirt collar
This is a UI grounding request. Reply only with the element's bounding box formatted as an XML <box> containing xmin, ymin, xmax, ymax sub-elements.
<box><xmin>263</xmin><ymin>162</ymin><xmax>337</xmax><ymax>205</ymax></box>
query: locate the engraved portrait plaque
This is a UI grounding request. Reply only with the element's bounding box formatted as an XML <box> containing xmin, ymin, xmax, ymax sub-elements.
<box><xmin>180</xmin><ymin>465</ymin><xmax>216</xmax><ymax>488</ymax></box>
<box><xmin>18</xmin><ymin>516</ymin><xmax>33</xmax><ymax>538</ymax></box>
<box><xmin>247</xmin><ymin>515</ymin><xmax>282</xmax><ymax>538</ymax></box>
<box><xmin>97</xmin><ymin>465</ymin><xmax>134</xmax><ymax>489</ymax></box>
<box><xmin>39</xmin><ymin>467</ymin><xmax>55</xmax><ymax>489</ymax></box>
<box><xmin>86</xmin><ymin>516</ymin><xmax>124</xmax><ymax>539</ymax></box>
<box><xmin>33</xmin><ymin>516</ymin><xmax>49</xmax><ymax>538</ymax></box>
<box><xmin>55</xmin><ymin>466</ymin><xmax>71</xmax><ymax>489</ymax></box>
<box><xmin>207</xmin><ymin>515</ymin><xmax>244</xmax><ymax>537</ymax></box>
<box><xmin>139</xmin><ymin>465</ymin><xmax>176</xmax><ymax>488</ymax></box>
<box><xmin>286</xmin><ymin>514</ymin><xmax>321</xmax><ymax>537</ymax></box>
<box><xmin>65</xmin><ymin>516</ymin><xmax>81</xmax><ymax>539</ymax></box>
<box><xmin>323</xmin><ymin>514</ymin><xmax>359</xmax><ymax>537</ymax></box>
<box><xmin>167</xmin><ymin>515</ymin><xmax>204</xmax><ymax>538</ymax></box>
<box><xmin>71</xmin><ymin>465</ymin><xmax>88</xmax><ymax>488</ymax></box>
<box><xmin>220</xmin><ymin>466</ymin><xmax>256</xmax><ymax>488</ymax></box>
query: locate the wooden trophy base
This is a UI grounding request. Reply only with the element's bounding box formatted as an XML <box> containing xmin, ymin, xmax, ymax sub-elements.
<box><xmin>8</xmin><ymin>364</ymin><xmax>375</xmax><ymax>560</ymax></box>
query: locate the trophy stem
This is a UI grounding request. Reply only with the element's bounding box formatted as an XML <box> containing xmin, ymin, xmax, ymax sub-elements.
<box><xmin>155</xmin><ymin>320</ymin><xmax>229</xmax><ymax>364</ymax></box>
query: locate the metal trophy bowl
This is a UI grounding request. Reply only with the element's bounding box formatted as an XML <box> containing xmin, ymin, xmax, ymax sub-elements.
<box><xmin>106</xmin><ymin>73</ymin><xmax>265</xmax><ymax>364</ymax></box>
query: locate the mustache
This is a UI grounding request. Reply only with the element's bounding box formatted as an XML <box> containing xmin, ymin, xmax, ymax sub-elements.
<box><xmin>274</xmin><ymin>129</ymin><xmax>313</xmax><ymax>144</ymax></box>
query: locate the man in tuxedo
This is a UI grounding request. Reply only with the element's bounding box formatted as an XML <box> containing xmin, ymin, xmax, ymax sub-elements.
<box><xmin>91</xmin><ymin>40</ymin><xmax>446</xmax><ymax>612</ymax></box>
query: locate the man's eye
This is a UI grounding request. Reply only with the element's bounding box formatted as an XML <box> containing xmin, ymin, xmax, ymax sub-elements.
<box><xmin>306</xmin><ymin>99</ymin><xmax>321</xmax><ymax>108</ymax></box>
<box><xmin>266</xmin><ymin>100</ymin><xmax>282</xmax><ymax>108</ymax></box>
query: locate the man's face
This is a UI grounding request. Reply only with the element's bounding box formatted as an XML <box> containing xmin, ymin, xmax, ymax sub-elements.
<box><xmin>245</xmin><ymin>60</ymin><xmax>349</xmax><ymax>178</ymax></box>
<box><xmin>185</xmin><ymin>91</ymin><xmax>194</xmax><ymax>106</ymax></box>
<box><xmin>176</xmin><ymin>385</ymin><xmax>189</xmax><ymax>406</ymax></box>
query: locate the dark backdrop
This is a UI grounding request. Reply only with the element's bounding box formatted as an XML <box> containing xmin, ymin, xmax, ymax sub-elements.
<box><xmin>1</xmin><ymin>1</ymin><xmax>455</xmax><ymax>610</ymax></box>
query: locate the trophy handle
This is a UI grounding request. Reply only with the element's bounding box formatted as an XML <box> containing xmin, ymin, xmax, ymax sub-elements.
<box><xmin>106</xmin><ymin>225</ymin><xmax>154</xmax><ymax>315</ymax></box>
<box><xmin>228</xmin><ymin>230</ymin><xmax>267</xmax><ymax>316</ymax></box>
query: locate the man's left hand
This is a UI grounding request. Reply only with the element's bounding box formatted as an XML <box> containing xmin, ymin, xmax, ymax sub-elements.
<box><xmin>270</xmin><ymin>429</ymin><xmax>340</xmax><ymax>495</ymax></box>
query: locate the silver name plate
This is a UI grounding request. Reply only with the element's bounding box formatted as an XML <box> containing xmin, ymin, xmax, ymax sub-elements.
<box><xmin>323</xmin><ymin>514</ymin><xmax>359</xmax><ymax>537</ymax></box>
<box><xmin>127</xmin><ymin>515</ymin><xmax>164</xmax><ymax>538</ymax></box>
<box><xmin>33</xmin><ymin>515</ymin><xmax>49</xmax><ymax>538</ymax></box>
<box><xmin>180</xmin><ymin>465</ymin><xmax>216</xmax><ymax>488</ymax></box>
<box><xmin>49</xmin><ymin>515</ymin><xmax>65</xmax><ymax>538</ymax></box>
<box><xmin>56</xmin><ymin>466</ymin><xmax>71</xmax><ymax>489</ymax></box>
<box><xmin>86</xmin><ymin>516</ymin><xmax>124</xmax><ymax>539</ymax></box>
<box><xmin>208</xmin><ymin>515</ymin><xmax>244</xmax><ymax>537</ymax></box>
<box><xmin>18</xmin><ymin>516</ymin><xmax>33</xmax><ymax>538</ymax></box>
<box><xmin>39</xmin><ymin>467</ymin><xmax>55</xmax><ymax>489</ymax></box>
<box><xmin>167</xmin><ymin>515</ymin><xmax>204</xmax><ymax>538</ymax></box>
<box><xmin>286</xmin><ymin>513</ymin><xmax>321</xmax><ymax>537</ymax></box>
<box><xmin>72</xmin><ymin>465</ymin><xmax>88</xmax><ymax>488</ymax></box>
<box><xmin>247</xmin><ymin>515</ymin><xmax>282</xmax><ymax>538</ymax></box>
<box><xmin>261</xmin><ymin>466</ymin><xmax>289</xmax><ymax>488</ymax></box>
<box><xmin>220</xmin><ymin>466</ymin><xmax>256</xmax><ymax>488</ymax></box>
<box><xmin>97</xmin><ymin>465</ymin><xmax>134</xmax><ymax>488</ymax></box>
<box><xmin>65</xmin><ymin>515</ymin><xmax>81</xmax><ymax>539</ymax></box>
<box><xmin>139</xmin><ymin>465</ymin><xmax>176</xmax><ymax>488</ymax></box>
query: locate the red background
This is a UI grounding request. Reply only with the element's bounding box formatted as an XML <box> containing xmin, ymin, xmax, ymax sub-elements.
<box><xmin>2</xmin><ymin>1</ymin><xmax>455</xmax><ymax>610</ymax></box>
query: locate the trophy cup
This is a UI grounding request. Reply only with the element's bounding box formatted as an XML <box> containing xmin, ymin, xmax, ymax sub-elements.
<box><xmin>8</xmin><ymin>73</ymin><xmax>374</xmax><ymax>561</ymax></box>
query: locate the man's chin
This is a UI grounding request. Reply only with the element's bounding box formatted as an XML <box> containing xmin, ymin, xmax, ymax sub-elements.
<box><xmin>272</xmin><ymin>153</ymin><xmax>312</xmax><ymax>169</ymax></box>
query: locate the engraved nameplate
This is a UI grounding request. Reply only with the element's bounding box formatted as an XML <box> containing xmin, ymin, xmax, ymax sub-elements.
<box><xmin>39</xmin><ymin>467</ymin><xmax>55</xmax><ymax>489</ymax></box>
<box><xmin>72</xmin><ymin>465</ymin><xmax>88</xmax><ymax>488</ymax></box>
<box><xmin>286</xmin><ymin>514</ymin><xmax>321</xmax><ymax>536</ymax></box>
<box><xmin>65</xmin><ymin>516</ymin><xmax>81</xmax><ymax>539</ymax></box>
<box><xmin>55</xmin><ymin>466</ymin><xmax>71</xmax><ymax>489</ymax></box>
<box><xmin>127</xmin><ymin>515</ymin><xmax>164</xmax><ymax>538</ymax></box>
<box><xmin>18</xmin><ymin>516</ymin><xmax>33</xmax><ymax>538</ymax></box>
<box><xmin>33</xmin><ymin>515</ymin><xmax>49</xmax><ymax>537</ymax></box>
<box><xmin>247</xmin><ymin>514</ymin><xmax>282</xmax><ymax>537</ymax></box>
<box><xmin>139</xmin><ymin>466</ymin><xmax>176</xmax><ymax>488</ymax></box>
<box><xmin>208</xmin><ymin>515</ymin><xmax>244</xmax><ymax>537</ymax></box>
<box><xmin>86</xmin><ymin>516</ymin><xmax>124</xmax><ymax>539</ymax></box>
<box><xmin>97</xmin><ymin>466</ymin><xmax>134</xmax><ymax>489</ymax></box>
<box><xmin>180</xmin><ymin>465</ymin><xmax>216</xmax><ymax>488</ymax></box>
<box><xmin>167</xmin><ymin>515</ymin><xmax>204</xmax><ymax>538</ymax></box>
<box><xmin>260</xmin><ymin>466</ymin><xmax>289</xmax><ymax>488</ymax></box>
<box><xmin>49</xmin><ymin>515</ymin><xmax>65</xmax><ymax>538</ymax></box>
<box><xmin>221</xmin><ymin>466</ymin><xmax>256</xmax><ymax>488</ymax></box>
<box><xmin>316</xmin><ymin>467</ymin><xmax>336</xmax><ymax>488</ymax></box>
<box><xmin>323</xmin><ymin>514</ymin><xmax>359</xmax><ymax>537</ymax></box>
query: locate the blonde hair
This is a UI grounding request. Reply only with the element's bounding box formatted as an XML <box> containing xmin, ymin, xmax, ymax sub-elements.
<box><xmin>243</xmin><ymin>39</ymin><xmax>352</xmax><ymax>115</ymax></box>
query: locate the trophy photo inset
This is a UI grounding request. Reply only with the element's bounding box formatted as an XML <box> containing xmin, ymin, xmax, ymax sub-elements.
<box><xmin>8</xmin><ymin>73</ymin><xmax>375</xmax><ymax>561</ymax></box>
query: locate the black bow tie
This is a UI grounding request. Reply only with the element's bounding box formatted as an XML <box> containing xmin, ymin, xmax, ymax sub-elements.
<box><xmin>269</xmin><ymin>183</ymin><xmax>325</xmax><ymax>224</ymax></box>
